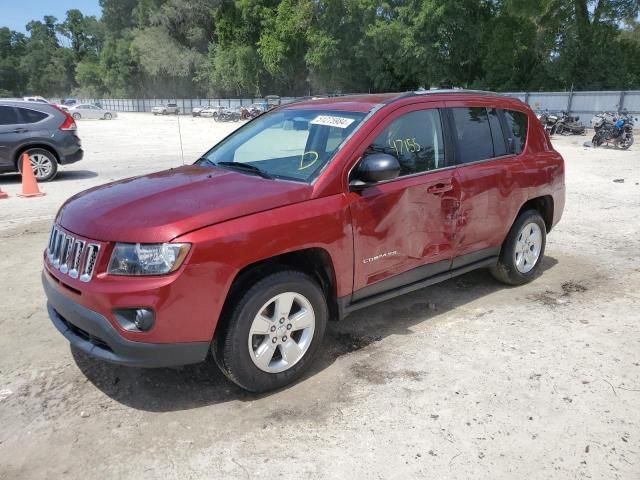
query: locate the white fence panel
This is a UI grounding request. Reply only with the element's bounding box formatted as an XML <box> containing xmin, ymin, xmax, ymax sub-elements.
<box><xmin>79</xmin><ymin>91</ymin><xmax>640</xmax><ymax>117</ymax></box>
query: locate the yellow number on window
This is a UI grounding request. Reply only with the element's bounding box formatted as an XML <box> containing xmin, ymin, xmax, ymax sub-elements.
<box><xmin>299</xmin><ymin>151</ymin><xmax>319</xmax><ymax>170</ymax></box>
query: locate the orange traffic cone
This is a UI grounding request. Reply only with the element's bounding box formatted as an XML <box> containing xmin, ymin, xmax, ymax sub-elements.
<box><xmin>17</xmin><ymin>152</ymin><xmax>45</xmax><ymax>197</ymax></box>
<box><xmin>0</xmin><ymin>187</ymin><xmax>7</xmax><ymax>199</ymax></box>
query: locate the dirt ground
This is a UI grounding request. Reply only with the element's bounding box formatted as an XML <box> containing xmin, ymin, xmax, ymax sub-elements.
<box><xmin>0</xmin><ymin>114</ymin><xmax>639</xmax><ymax>480</ymax></box>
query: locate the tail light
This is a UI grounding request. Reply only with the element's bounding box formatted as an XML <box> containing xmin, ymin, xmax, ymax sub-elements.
<box><xmin>50</xmin><ymin>104</ymin><xmax>77</xmax><ymax>131</ymax></box>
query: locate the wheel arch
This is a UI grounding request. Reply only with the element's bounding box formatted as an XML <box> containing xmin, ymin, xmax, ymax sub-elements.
<box><xmin>517</xmin><ymin>195</ymin><xmax>554</xmax><ymax>233</ymax></box>
<box><xmin>14</xmin><ymin>143</ymin><xmax>60</xmax><ymax>169</ymax></box>
<box><xmin>214</xmin><ymin>247</ymin><xmax>339</xmax><ymax>338</ymax></box>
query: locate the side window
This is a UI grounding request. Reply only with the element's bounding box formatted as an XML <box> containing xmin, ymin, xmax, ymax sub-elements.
<box><xmin>368</xmin><ymin>109</ymin><xmax>445</xmax><ymax>176</ymax></box>
<box><xmin>17</xmin><ymin>108</ymin><xmax>48</xmax><ymax>124</ymax></box>
<box><xmin>0</xmin><ymin>106</ymin><xmax>19</xmax><ymax>125</ymax></box>
<box><xmin>488</xmin><ymin>108</ymin><xmax>507</xmax><ymax>157</ymax></box>
<box><xmin>450</xmin><ymin>107</ymin><xmax>494</xmax><ymax>164</ymax></box>
<box><xmin>504</xmin><ymin>110</ymin><xmax>528</xmax><ymax>154</ymax></box>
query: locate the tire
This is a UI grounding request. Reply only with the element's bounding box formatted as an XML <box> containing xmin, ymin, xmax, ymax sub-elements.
<box><xmin>17</xmin><ymin>148</ymin><xmax>58</xmax><ymax>182</ymax></box>
<box><xmin>72</xmin><ymin>113</ymin><xmax>81</xmax><ymax>120</ymax></box>
<box><xmin>592</xmin><ymin>133</ymin><xmax>603</xmax><ymax>147</ymax></box>
<box><xmin>619</xmin><ymin>134</ymin><xmax>633</xmax><ymax>150</ymax></box>
<box><xmin>104</xmin><ymin>113</ymin><xmax>112</xmax><ymax>120</ymax></box>
<box><xmin>490</xmin><ymin>210</ymin><xmax>546</xmax><ymax>286</ymax></box>
<box><xmin>213</xmin><ymin>270</ymin><xmax>328</xmax><ymax>393</ymax></box>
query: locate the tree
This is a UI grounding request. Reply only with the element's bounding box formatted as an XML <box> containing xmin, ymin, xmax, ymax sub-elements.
<box><xmin>1</xmin><ymin>0</ymin><xmax>639</xmax><ymax>98</ymax></box>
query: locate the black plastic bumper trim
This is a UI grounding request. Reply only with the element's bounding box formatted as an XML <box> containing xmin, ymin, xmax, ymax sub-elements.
<box><xmin>42</xmin><ymin>271</ymin><xmax>210</xmax><ymax>368</ymax></box>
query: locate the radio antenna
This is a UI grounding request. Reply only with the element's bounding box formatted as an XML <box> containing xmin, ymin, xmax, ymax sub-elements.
<box><xmin>176</xmin><ymin>114</ymin><xmax>185</xmax><ymax>165</ymax></box>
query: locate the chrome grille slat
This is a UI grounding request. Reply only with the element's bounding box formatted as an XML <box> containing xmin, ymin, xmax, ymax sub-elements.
<box><xmin>69</xmin><ymin>239</ymin><xmax>85</xmax><ymax>279</ymax></box>
<box><xmin>52</xmin><ymin>230</ymin><xmax>65</xmax><ymax>268</ymax></box>
<box><xmin>80</xmin><ymin>244</ymin><xmax>100</xmax><ymax>282</ymax></box>
<box><xmin>59</xmin><ymin>235</ymin><xmax>74</xmax><ymax>273</ymax></box>
<box><xmin>47</xmin><ymin>226</ymin><xmax>56</xmax><ymax>257</ymax></box>
<box><xmin>46</xmin><ymin>225</ymin><xmax>99</xmax><ymax>283</ymax></box>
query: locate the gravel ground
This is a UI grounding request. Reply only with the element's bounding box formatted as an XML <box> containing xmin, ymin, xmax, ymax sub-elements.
<box><xmin>0</xmin><ymin>114</ymin><xmax>639</xmax><ymax>480</ymax></box>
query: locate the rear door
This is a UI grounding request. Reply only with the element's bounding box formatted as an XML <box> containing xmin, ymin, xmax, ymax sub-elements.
<box><xmin>446</xmin><ymin>103</ymin><xmax>527</xmax><ymax>266</ymax></box>
<box><xmin>348</xmin><ymin>103</ymin><xmax>460</xmax><ymax>301</ymax></box>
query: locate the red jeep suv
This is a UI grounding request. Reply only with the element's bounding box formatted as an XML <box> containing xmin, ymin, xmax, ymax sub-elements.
<box><xmin>42</xmin><ymin>90</ymin><xmax>565</xmax><ymax>392</ymax></box>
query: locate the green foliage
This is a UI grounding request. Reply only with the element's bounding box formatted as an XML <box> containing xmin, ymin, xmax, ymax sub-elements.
<box><xmin>1</xmin><ymin>0</ymin><xmax>639</xmax><ymax>98</ymax></box>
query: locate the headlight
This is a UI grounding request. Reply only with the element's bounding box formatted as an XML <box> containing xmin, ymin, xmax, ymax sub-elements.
<box><xmin>107</xmin><ymin>243</ymin><xmax>191</xmax><ymax>276</ymax></box>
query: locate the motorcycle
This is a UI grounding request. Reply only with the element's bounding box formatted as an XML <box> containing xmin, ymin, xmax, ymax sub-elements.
<box><xmin>537</xmin><ymin>110</ymin><xmax>559</xmax><ymax>135</ymax></box>
<box><xmin>591</xmin><ymin>110</ymin><xmax>635</xmax><ymax>149</ymax></box>
<box><xmin>554</xmin><ymin>111</ymin><xmax>585</xmax><ymax>135</ymax></box>
<box><xmin>537</xmin><ymin>110</ymin><xmax>585</xmax><ymax>136</ymax></box>
<box><xmin>214</xmin><ymin>108</ymin><xmax>241</xmax><ymax>122</ymax></box>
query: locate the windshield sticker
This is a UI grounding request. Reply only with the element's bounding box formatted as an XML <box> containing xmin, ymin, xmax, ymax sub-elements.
<box><xmin>310</xmin><ymin>115</ymin><xmax>355</xmax><ymax>129</ymax></box>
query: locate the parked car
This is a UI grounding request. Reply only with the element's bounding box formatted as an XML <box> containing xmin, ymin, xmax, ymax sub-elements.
<box><xmin>42</xmin><ymin>90</ymin><xmax>564</xmax><ymax>392</ymax></box>
<box><xmin>23</xmin><ymin>96</ymin><xmax>49</xmax><ymax>104</ymax></box>
<box><xmin>0</xmin><ymin>101</ymin><xmax>83</xmax><ymax>181</ymax></box>
<box><xmin>192</xmin><ymin>106</ymin><xmax>207</xmax><ymax>117</ymax></box>
<box><xmin>200</xmin><ymin>105</ymin><xmax>225</xmax><ymax>118</ymax></box>
<box><xmin>152</xmin><ymin>103</ymin><xmax>180</xmax><ymax>115</ymax></box>
<box><xmin>68</xmin><ymin>104</ymin><xmax>117</xmax><ymax>120</ymax></box>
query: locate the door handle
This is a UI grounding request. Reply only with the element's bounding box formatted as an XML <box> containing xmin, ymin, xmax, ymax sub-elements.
<box><xmin>11</xmin><ymin>128</ymin><xmax>28</xmax><ymax>134</ymax></box>
<box><xmin>427</xmin><ymin>183</ymin><xmax>453</xmax><ymax>194</ymax></box>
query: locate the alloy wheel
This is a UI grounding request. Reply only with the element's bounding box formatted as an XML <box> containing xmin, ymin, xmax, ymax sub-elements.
<box><xmin>514</xmin><ymin>222</ymin><xmax>542</xmax><ymax>274</ymax></box>
<box><xmin>29</xmin><ymin>153</ymin><xmax>54</xmax><ymax>180</ymax></box>
<box><xmin>247</xmin><ymin>292</ymin><xmax>315</xmax><ymax>373</ymax></box>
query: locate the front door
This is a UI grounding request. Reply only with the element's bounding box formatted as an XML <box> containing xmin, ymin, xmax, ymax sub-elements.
<box><xmin>0</xmin><ymin>106</ymin><xmax>25</xmax><ymax>169</ymax></box>
<box><xmin>348</xmin><ymin>104</ymin><xmax>460</xmax><ymax>301</ymax></box>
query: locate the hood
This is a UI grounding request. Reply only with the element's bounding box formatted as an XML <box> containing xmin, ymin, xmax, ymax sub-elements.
<box><xmin>57</xmin><ymin>165</ymin><xmax>312</xmax><ymax>243</ymax></box>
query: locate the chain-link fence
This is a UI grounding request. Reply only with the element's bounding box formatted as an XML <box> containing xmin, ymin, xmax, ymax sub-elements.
<box><xmin>80</xmin><ymin>91</ymin><xmax>640</xmax><ymax>119</ymax></box>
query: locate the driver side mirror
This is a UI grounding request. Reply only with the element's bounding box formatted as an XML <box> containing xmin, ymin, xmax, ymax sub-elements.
<box><xmin>350</xmin><ymin>153</ymin><xmax>401</xmax><ymax>189</ymax></box>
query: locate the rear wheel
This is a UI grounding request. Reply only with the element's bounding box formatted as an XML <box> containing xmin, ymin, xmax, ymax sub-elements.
<box><xmin>213</xmin><ymin>270</ymin><xmax>328</xmax><ymax>392</ymax></box>
<box><xmin>619</xmin><ymin>133</ymin><xmax>633</xmax><ymax>150</ymax></box>
<box><xmin>18</xmin><ymin>148</ymin><xmax>58</xmax><ymax>182</ymax></box>
<box><xmin>491</xmin><ymin>210</ymin><xmax>546</xmax><ymax>286</ymax></box>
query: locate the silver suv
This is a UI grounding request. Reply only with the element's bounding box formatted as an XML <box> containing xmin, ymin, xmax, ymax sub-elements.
<box><xmin>152</xmin><ymin>103</ymin><xmax>180</xmax><ymax>115</ymax></box>
<box><xmin>0</xmin><ymin>101</ymin><xmax>83</xmax><ymax>182</ymax></box>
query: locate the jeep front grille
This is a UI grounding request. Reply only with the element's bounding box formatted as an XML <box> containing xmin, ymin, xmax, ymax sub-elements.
<box><xmin>47</xmin><ymin>225</ymin><xmax>100</xmax><ymax>282</ymax></box>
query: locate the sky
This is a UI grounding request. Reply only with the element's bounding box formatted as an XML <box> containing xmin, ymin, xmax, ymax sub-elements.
<box><xmin>1</xmin><ymin>0</ymin><xmax>102</xmax><ymax>32</ymax></box>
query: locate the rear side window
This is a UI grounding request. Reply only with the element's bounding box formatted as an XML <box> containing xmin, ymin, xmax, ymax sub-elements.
<box><xmin>450</xmin><ymin>107</ymin><xmax>494</xmax><ymax>163</ymax></box>
<box><xmin>488</xmin><ymin>108</ymin><xmax>507</xmax><ymax>157</ymax></box>
<box><xmin>0</xmin><ymin>106</ymin><xmax>19</xmax><ymax>125</ymax></box>
<box><xmin>17</xmin><ymin>108</ymin><xmax>48</xmax><ymax>124</ymax></box>
<box><xmin>504</xmin><ymin>110</ymin><xmax>528</xmax><ymax>154</ymax></box>
<box><xmin>368</xmin><ymin>109</ymin><xmax>445</xmax><ymax>176</ymax></box>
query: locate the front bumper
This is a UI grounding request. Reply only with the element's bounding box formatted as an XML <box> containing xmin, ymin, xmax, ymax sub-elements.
<box><xmin>43</xmin><ymin>271</ymin><xmax>210</xmax><ymax>368</ymax></box>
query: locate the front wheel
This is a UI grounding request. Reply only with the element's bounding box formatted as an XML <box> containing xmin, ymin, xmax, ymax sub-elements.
<box><xmin>592</xmin><ymin>134</ymin><xmax>603</xmax><ymax>147</ymax></box>
<box><xmin>104</xmin><ymin>112</ymin><xmax>112</xmax><ymax>120</ymax></box>
<box><xmin>72</xmin><ymin>113</ymin><xmax>81</xmax><ymax>120</ymax></box>
<box><xmin>213</xmin><ymin>270</ymin><xmax>328</xmax><ymax>392</ymax></box>
<box><xmin>490</xmin><ymin>210</ymin><xmax>546</xmax><ymax>286</ymax></box>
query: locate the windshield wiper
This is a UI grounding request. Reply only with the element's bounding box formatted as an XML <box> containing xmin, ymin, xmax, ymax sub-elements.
<box><xmin>195</xmin><ymin>156</ymin><xmax>215</xmax><ymax>166</ymax></box>
<box><xmin>215</xmin><ymin>161</ymin><xmax>274</xmax><ymax>180</ymax></box>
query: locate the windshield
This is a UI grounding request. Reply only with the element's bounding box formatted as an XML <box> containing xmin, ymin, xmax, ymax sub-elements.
<box><xmin>196</xmin><ymin>108</ymin><xmax>366</xmax><ymax>182</ymax></box>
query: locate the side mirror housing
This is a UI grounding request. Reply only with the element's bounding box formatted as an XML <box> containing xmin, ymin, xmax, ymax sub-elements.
<box><xmin>350</xmin><ymin>153</ymin><xmax>401</xmax><ymax>188</ymax></box>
